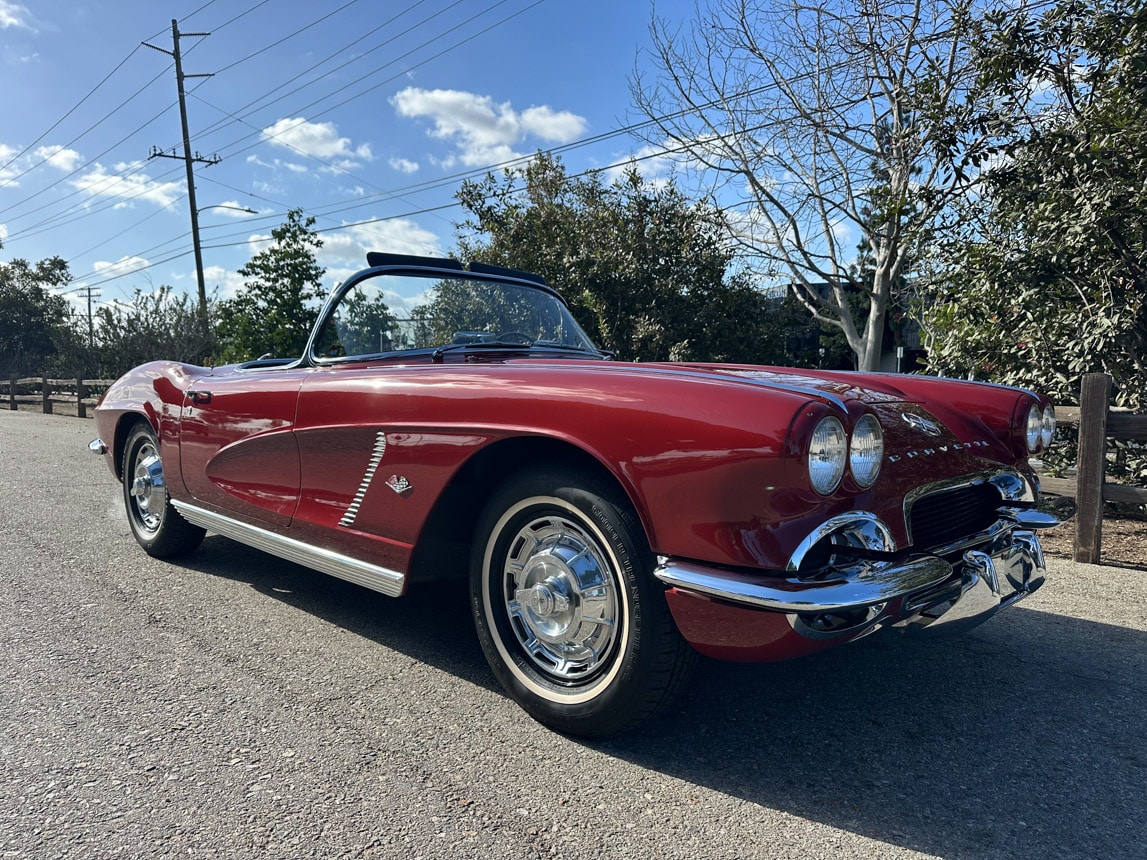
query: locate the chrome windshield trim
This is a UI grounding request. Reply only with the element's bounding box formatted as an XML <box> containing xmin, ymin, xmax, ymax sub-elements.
<box><xmin>655</xmin><ymin>556</ymin><xmax>952</xmax><ymax>614</ymax></box>
<box><xmin>171</xmin><ymin>501</ymin><xmax>405</xmax><ymax>598</ymax></box>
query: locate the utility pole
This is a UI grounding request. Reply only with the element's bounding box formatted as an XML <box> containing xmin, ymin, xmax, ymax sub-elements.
<box><xmin>144</xmin><ymin>20</ymin><xmax>218</xmax><ymax>339</ymax></box>
<box><xmin>68</xmin><ymin>285</ymin><xmax>101</xmax><ymax>348</ymax></box>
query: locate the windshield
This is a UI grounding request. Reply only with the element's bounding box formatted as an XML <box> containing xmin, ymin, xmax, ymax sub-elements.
<box><xmin>311</xmin><ymin>270</ymin><xmax>601</xmax><ymax>361</ymax></box>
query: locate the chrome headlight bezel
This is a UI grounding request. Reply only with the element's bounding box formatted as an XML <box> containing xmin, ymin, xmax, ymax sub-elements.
<box><xmin>850</xmin><ymin>413</ymin><xmax>884</xmax><ymax>488</ymax></box>
<box><xmin>809</xmin><ymin>416</ymin><xmax>847</xmax><ymax>495</ymax></box>
<box><xmin>1026</xmin><ymin>403</ymin><xmax>1044</xmax><ymax>452</ymax></box>
<box><xmin>1040</xmin><ymin>404</ymin><xmax>1055</xmax><ymax>449</ymax></box>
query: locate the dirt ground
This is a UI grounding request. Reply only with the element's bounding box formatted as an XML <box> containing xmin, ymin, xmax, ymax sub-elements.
<box><xmin>1038</xmin><ymin>514</ymin><xmax>1147</xmax><ymax>570</ymax></box>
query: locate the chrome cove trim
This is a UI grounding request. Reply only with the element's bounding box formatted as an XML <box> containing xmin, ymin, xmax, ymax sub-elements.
<box><xmin>785</xmin><ymin>511</ymin><xmax>896</xmax><ymax>572</ymax></box>
<box><xmin>339</xmin><ymin>431</ymin><xmax>387</xmax><ymax>527</ymax></box>
<box><xmin>171</xmin><ymin>500</ymin><xmax>405</xmax><ymax>598</ymax></box>
<box><xmin>89</xmin><ymin>438</ymin><xmax>108</xmax><ymax>456</ymax></box>
<box><xmin>655</xmin><ymin>555</ymin><xmax>952</xmax><ymax>614</ymax></box>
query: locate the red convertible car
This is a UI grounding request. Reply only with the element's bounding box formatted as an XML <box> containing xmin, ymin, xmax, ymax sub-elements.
<box><xmin>91</xmin><ymin>252</ymin><xmax>1069</xmax><ymax>737</ymax></box>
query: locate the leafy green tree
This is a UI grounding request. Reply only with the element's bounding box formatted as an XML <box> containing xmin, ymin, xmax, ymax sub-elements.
<box><xmin>455</xmin><ymin>153</ymin><xmax>786</xmax><ymax>363</ymax></box>
<box><xmin>0</xmin><ymin>256</ymin><xmax>76</xmax><ymax>377</ymax></box>
<box><xmin>94</xmin><ymin>286</ymin><xmax>217</xmax><ymax>377</ymax></box>
<box><xmin>925</xmin><ymin>0</ymin><xmax>1147</xmax><ymax>411</ymax></box>
<box><xmin>215</xmin><ymin>209</ymin><xmax>326</xmax><ymax>363</ymax></box>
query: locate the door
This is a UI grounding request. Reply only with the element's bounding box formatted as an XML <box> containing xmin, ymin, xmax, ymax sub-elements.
<box><xmin>178</xmin><ymin>367</ymin><xmax>310</xmax><ymax>526</ymax></box>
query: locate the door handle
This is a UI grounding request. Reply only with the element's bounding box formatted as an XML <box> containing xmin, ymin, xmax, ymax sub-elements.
<box><xmin>187</xmin><ymin>389</ymin><xmax>213</xmax><ymax>405</ymax></box>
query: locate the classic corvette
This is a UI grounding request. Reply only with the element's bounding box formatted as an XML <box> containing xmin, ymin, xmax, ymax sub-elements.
<box><xmin>91</xmin><ymin>252</ymin><xmax>1070</xmax><ymax>737</ymax></box>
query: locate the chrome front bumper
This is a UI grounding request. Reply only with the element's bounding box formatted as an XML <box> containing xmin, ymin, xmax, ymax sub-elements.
<box><xmin>654</xmin><ymin>505</ymin><xmax>1067</xmax><ymax>639</ymax></box>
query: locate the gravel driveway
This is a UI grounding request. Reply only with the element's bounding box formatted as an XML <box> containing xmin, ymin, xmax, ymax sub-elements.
<box><xmin>2</xmin><ymin>410</ymin><xmax>1144</xmax><ymax>859</ymax></box>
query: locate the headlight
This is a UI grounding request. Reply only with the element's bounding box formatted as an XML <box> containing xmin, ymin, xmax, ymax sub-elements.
<box><xmin>1026</xmin><ymin>403</ymin><xmax>1043</xmax><ymax>452</ymax></box>
<box><xmin>1041</xmin><ymin>404</ymin><xmax>1055</xmax><ymax>449</ymax></box>
<box><xmin>850</xmin><ymin>414</ymin><xmax>883</xmax><ymax>488</ymax></box>
<box><xmin>809</xmin><ymin>416</ymin><xmax>847</xmax><ymax>495</ymax></box>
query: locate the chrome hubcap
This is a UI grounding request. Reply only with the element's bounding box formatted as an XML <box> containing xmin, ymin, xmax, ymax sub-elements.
<box><xmin>502</xmin><ymin>514</ymin><xmax>620</xmax><ymax>682</ymax></box>
<box><xmin>130</xmin><ymin>443</ymin><xmax>165</xmax><ymax>532</ymax></box>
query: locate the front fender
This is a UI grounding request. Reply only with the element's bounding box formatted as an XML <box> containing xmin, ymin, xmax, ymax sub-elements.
<box><xmin>94</xmin><ymin>361</ymin><xmax>208</xmax><ymax>489</ymax></box>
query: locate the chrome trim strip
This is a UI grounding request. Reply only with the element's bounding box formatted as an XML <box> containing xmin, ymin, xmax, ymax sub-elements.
<box><xmin>339</xmin><ymin>431</ymin><xmax>387</xmax><ymax>527</ymax></box>
<box><xmin>655</xmin><ymin>556</ymin><xmax>952</xmax><ymax>614</ymax></box>
<box><xmin>171</xmin><ymin>500</ymin><xmax>405</xmax><ymax>598</ymax></box>
<box><xmin>638</xmin><ymin>365</ymin><xmax>849</xmax><ymax>412</ymax></box>
<box><xmin>1000</xmin><ymin>507</ymin><xmax>1062</xmax><ymax>530</ymax></box>
<box><xmin>785</xmin><ymin>511</ymin><xmax>896</xmax><ymax>572</ymax></box>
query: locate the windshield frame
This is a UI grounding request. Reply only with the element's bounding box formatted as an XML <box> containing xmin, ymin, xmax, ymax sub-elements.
<box><xmin>304</xmin><ymin>260</ymin><xmax>606</xmax><ymax>367</ymax></box>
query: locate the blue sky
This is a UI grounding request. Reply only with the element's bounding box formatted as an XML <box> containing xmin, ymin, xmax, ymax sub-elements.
<box><xmin>0</xmin><ymin>0</ymin><xmax>688</xmax><ymax>309</ymax></box>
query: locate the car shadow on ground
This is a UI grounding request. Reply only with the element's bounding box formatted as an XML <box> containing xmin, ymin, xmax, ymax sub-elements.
<box><xmin>181</xmin><ymin>536</ymin><xmax>1145</xmax><ymax>860</ymax></box>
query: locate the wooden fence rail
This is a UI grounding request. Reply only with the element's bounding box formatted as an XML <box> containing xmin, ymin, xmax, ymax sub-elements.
<box><xmin>1037</xmin><ymin>372</ymin><xmax>1147</xmax><ymax>564</ymax></box>
<box><xmin>6</xmin><ymin>375</ymin><xmax>114</xmax><ymax>419</ymax></box>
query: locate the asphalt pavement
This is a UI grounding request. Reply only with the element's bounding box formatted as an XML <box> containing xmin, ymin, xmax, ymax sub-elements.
<box><xmin>1</xmin><ymin>410</ymin><xmax>1143</xmax><ymax>859</ymax></box>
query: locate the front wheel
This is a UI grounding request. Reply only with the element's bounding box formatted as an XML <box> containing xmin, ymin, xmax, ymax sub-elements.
<box><xmin>122</xmin><ymin>422</ymin><xmax>205</xmax><ymax>558</ymax></box>
<box><xmin>470</xmin><ymin>467</ymin><xmax>695</xmax><ymax>737</ymax></box>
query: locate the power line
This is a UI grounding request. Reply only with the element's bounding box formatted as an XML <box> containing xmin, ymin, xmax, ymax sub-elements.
<box><xmin>0</xmin><ymin>45</ymin><xmax>145</xmax><ymax>178</ymax></box>
<box><xmin>0</xmin><ymin>0</ymin><xmax>451</xmax><ymax>237</ymax></box>
<box><xmin>211</xmin><ymin>0</ymin><xmax>364</xmax><ymax>75</ymax></box>
<box><xmin>205</xmin><ymin>0</ymin><xmax>536</xmax><ymax>164</ymax></box>
<box><xmin>189</xmin><ymin>1</ymin><xmax>445</xmax><ymax>143</ymax></box>
<box><xmin>0</xmin><ymin>93</ymin><xmax>180</xmax><ymax>222</ymax></box>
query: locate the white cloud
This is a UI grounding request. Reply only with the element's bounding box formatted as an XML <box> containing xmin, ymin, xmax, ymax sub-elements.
<box><xmin>92</xmin><ymin>255</ymin><xmax>151</xmax><ymax>280</ymax></box>
<box><xmin>519</xmin><ymin>106</ymin><xmax>586</xmax><ymax>141</ymax></box>
<box><xmin>73</xmin><ymin>162</ymin><xmax>182</xmax><ymax>208</ymax></box>
<box><xmin>246</xmin><ymin>153</ymin><xmax>308</xmax><ymax>174</ymax></box>
<box><xmin>202</xmin><ymin>264</ymin><xmax>248</xmax><ymax>299</ymax></box>
<box><xmin>0</xmin><ymin>143</ymin><xmax>18</xmax><ymax>185</ymax></box>
<box><xmin>0</xmin><ymin>222</ymin><xmax>8</xmax><ymax>244</ymax></box>
<box><xmin>389</xmin><ymin>157</ymin><xmax>419</xmax><ymax>174</ymax></box>
<box><xmin>391</xmin><ymin>87</ymin><xmax>587</xmax><ymax>167</ymax></box>
<box><xmin>260</xmin><ymin>117</ymin><xmax>373</xmax><ymax>170</ymax></box>
<box><xmin>0</xmin><ymin>142</ymin><xmax>85</xmax><ymax>186</ymax></box>
<box><xmin>318</xmin><ymin>218</ymin><xmax>442</xmax><ymax>288</ymax></box>
<box><xmin>0</xmin><ymin>1</ymin><xmax>31</xmax><ymax>29</ymax></box>
<box><xmin>33</xmin><ymin>145</ymin><xmax>82</xmax><ymax>172</ymax></box>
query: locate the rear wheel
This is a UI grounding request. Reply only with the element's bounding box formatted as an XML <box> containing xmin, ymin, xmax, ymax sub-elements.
<box><xmin>122</xmin><ymin>422</ymin><xmax>205</xmax><ymax>558</ymax></box>
<box><xmin>470</xmin><ymin>466</ymin><xmax>694</xmax><ymax>737</ymax></box>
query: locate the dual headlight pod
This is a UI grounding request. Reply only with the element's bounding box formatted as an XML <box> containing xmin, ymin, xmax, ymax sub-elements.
<box><xmin>1026</xmin><ymin>403</ymin><xmax>1056</xmax><ymax>453</ymax></box>
<box><xmin>808</xmin><ymin>413</ymin><xmax>884</xmax><ymax>495</ymax></box>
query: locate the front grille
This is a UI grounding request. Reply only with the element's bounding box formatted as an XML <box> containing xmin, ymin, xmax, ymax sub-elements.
<box><xmin>908</xmin><ymin>481</ymin><xmax>1003</xmax><ymax>549</ymax></box>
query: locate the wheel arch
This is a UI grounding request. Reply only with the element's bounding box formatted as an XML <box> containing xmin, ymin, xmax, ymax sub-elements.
<box><xmin>406</xmin><ymin>435</ymin><xmax>649</xmax><ymax>588</ymax></box>
<box><xmin>110</xmin><ymin>409</ymin><xmax>158</xmax><ymax>481</ymax></box>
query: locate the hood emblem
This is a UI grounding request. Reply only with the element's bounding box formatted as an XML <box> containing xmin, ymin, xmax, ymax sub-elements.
<box><xmin>902</xmin><ymin>412</ymin><xmax>942</xmax><ymax>437</ymax></box>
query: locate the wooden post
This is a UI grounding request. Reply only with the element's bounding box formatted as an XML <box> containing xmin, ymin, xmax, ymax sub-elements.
<box><xmin>1073</xmin><ymin>372</ymin><xmax>1111</xmax><ymax>564</ymax></box>
<box><xmin>8</xmin><ymin>376</ymin><xmax>15</xmax><ymax>411</ymax></box>
<box><xmin>41</xmin><ymin>376</ymin><xmax>52</xmax><ymax>415</ymax></box>
<box><xmin>77</xmin><ymin>376</ymin><xmax>87</xmax><ymax>419</ymax></box>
